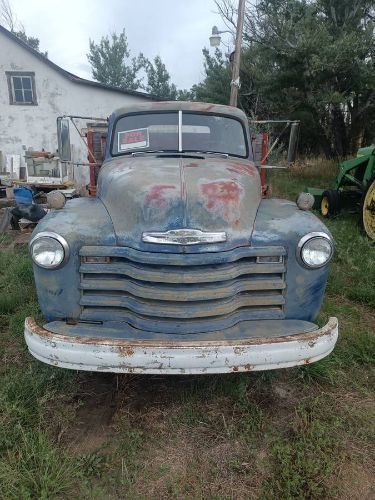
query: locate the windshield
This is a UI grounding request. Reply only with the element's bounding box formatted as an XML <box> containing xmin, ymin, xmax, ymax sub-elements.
<box><xmin>112</xmin><ymin>112</ymin><xmax>248</xmax><ymax>158</ymax></box>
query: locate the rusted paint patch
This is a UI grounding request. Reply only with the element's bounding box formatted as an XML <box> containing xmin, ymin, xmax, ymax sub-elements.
<box><xmin>234</xmin><ymin>346</ymin><xmax>247</xmax><ymax>355</ymax></box>
<box><xmin>144</xmin><ymin>184</ymin><xmax>176</xmax><ymax>209</ymax></box>
<box><xmin>203</xmin><ymin>104</ymin><xmax>215</xmax><ymax>112</ymax></box>
<box><xmin>116</xmin><ymin>346</ymin><xmax>135</xmax><ymax>357</ymax></box>
<box><xmin>227</xmin><ymin>162</ymin><xmax>257</xmax><ymax>177</ymax></box>
<box><xmin>231</xmin><ymin>363</ymin><xmax>254</xmax><ymax>372</ymax></box>
<box><xmin>200</xmin><ymin>180</ymin><xmax>244</xmax><ymax>223</ymax></box>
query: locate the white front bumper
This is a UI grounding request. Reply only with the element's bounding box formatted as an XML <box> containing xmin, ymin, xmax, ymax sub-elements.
<box><xmin>24</xmin><ymin>317</ymin><xmax>338</xmax><ymax>374</ymax></box>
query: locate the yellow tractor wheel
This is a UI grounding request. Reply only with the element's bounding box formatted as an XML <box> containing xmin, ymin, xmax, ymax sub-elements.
<box><xmin>362</xmin><ymin>179</ymin><xmax>375</xmax><ymax>240</ymax></box>
<box><xmin>320</xmin><ymin>190</ymin><xmax>340</xmax><ymax>218</ymax></box>
<box><xmin>321</xmin><ymin>196</ymin><xmax>330</xmax><ymax>216</ymax></box>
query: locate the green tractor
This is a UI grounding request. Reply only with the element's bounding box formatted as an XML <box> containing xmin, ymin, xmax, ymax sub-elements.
<box><xmin>307</xmin><ymin>146</ymin><xmax>375</xmax><ymax>240</ymax></box>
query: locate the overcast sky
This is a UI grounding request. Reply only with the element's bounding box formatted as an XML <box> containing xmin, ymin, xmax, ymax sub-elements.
<box><xmin>8</xmin><ymin>0</ymin><xmax>231</xmax><ymax>90</ymax></box>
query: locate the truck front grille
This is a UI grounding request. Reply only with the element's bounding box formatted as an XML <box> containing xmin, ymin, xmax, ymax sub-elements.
<box><xmin>79</xmin><ymin>245</ymin><xmax>286</xmax><ymax>334</ymax></box>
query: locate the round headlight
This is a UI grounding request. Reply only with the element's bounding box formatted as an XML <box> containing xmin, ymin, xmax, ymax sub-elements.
<box><xmin>30</xmin><ymin>232</ymin><xmax>69</xmax><ymax>269</ymax></box>
<box><xmin>298</xmin><ymin>233</ymin><xmax>333</xmax><ymax>268</ymax></box>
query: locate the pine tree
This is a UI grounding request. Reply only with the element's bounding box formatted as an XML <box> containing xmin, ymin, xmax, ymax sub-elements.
<box><xmin>87</xmin><ymin>30</ymin><xmax>143</xmax><ymax>90</ymax></box>
<box><xmin>143</xmin><ymin>55</ymin><xmax>177</xmax><ymax>99</ymax></box>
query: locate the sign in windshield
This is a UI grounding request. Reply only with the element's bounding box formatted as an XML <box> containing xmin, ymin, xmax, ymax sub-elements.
<box><xmin>113</xmin><ymin>112</ymin><xmax>248</xmax><ymax>158</ymax></box>
<box><xmin>118</xmin><ymin>128</ymin><xmax>149</xmax><ymax>151</ymax></box>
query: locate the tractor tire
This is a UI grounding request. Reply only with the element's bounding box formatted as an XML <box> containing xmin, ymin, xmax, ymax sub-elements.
<box><xmin>320</xmin><ymin>189</ymin><xmax>340</xmax><ymax>218</ymax></box>
<box><xmin>362</xmin><ymin>177</ymin><xmax>375</xmax><ymax>240</ymax></box>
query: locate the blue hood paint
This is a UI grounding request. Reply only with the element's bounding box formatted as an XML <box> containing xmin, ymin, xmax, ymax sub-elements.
<box><xmin>97</xmin><ymin>156</ymin><xmax>261</xmax><ymax>251</ymax></box>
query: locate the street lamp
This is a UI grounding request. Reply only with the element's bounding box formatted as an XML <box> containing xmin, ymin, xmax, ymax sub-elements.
<box><xmin>209</xmin><ymin>0</ymin><xmax>245</xmax><ymax>108</ymax></box>
<box><xmin>209</xmin><ymin>26</ymin><xmax>231</xmax><ymax>47</ymax></box>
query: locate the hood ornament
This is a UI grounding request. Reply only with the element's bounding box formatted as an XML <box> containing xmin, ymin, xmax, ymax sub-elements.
<box><xmin>142</xmin><ymin>228</ymin><xmax>227</xmax><ymax>245</ymax></box>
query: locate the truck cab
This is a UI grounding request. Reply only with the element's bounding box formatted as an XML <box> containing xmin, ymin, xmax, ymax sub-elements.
<box><xmin>25</xmin><ymin>101</ymin><xmax>338</xmax><ymax>374</ymax></box>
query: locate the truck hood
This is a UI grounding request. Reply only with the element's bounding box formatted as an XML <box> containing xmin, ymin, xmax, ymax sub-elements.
<box><xmin>97</xmin><ymin>156</ymin><xmax>261</xmax><ymax>250</ymax></box>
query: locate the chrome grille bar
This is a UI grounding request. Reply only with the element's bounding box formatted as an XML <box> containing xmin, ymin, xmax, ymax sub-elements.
<box><xmin>79</xmin><ymin>245</ymin><xmax>286</xmax><ymax>332</ymax></box>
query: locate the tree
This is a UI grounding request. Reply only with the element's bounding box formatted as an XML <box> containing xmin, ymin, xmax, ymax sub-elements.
<box><xmin>12</xmin><ymin>29</ymin><xmax>47</xmax><ymax>56</ymax></box>
<box><xmin>143</xmin><ymin>55</ymin><xmax>177</xmax><ymax>99</ymax></box>
<box><xmin>87</xmin><ymin>30</ymin><xmax>180</xmax><ymax>97</ymax></box>
<box><xmin>243</xmin><ymin>0</ymin><xmax>375</xmax><ymax>156</ymax></box>
<box><xmin>87</xmin><ymin>30</ymin><xmax>144</xmax><ymax>90</ymax></box>
<box><xmin>185</xmin><ymin>47</ymin><xmax>257</xmax><ymax>111</ymax></box>
<box><xmin>201</xmin><ymin>0</ymin><xmax>375</xmax><ymax>157</ymax></box>
<box><xmin>176</xmin><ymin>88</ymin><xmax>196</xmax><ymax>101</ymax></box>
<box><xmin>192</xmin><ymin>48</ymin><xmax>231</xmax><ymax>104</ymax></box>
<box><xmin>0</xmin><ymin>0</ymin><xmax>47</xmax><ymax>56</ymax></box>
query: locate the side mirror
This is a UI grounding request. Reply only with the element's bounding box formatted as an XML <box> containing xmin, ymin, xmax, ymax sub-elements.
<box><xmin>57</xmin><ymin>117</ymin><xmax>71</xmax><ymax>162</ymax></box>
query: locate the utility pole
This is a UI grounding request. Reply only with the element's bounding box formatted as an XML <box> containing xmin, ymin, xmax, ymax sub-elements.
<box><xmin>229</xmin><ymin>0</ymin><xmax>245</xmax><ymax>107</ymax></box>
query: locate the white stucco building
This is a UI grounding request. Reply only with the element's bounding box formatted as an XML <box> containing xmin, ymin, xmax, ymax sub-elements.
<box><xmin>0</xmin><ymin>25</ymin><xmax>159</xmax><ymax>188</ymax></box>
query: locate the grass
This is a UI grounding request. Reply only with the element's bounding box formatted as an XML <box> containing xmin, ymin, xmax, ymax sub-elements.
<box><xmin>0</xmin><ymin>159</ymin><xmax>374</xmax><ymax>498</ymax></box>
<box><xmin>0</xmin><ymin>431</ymin><xmax>78</xmax><ymax>499</ymax></box>
<box><xmin>325</xmin><ymin>217</ymin><xmax>375</xmax><ymax>307</ymax></box>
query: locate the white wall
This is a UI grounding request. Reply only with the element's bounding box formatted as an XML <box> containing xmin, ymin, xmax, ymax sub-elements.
<box><xmin>0</xmin><ymin>30</ymin><xmax>148</xmax><ymax>189</ymax></box>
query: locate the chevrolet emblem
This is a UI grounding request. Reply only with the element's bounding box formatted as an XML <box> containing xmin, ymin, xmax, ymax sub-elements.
<box><xmin>142</xmin><ymin>229</ymin><xmax>227</xmax><ymax>245</ymax></box>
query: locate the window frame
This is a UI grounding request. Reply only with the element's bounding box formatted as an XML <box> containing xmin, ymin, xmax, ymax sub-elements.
<box><xmin>110</xmin><ymin>110</ymin><xmax>249</xmax><ymax>159</ymax></box>
<box><xmin>181</xmin><ymin>111</ymin><xmax>249</xmax><ymax>158</ymax></box>
<box><xmin>6</xmin><ymin>71</ymin><xmax>37</xmax><ymax>106</ymax></box>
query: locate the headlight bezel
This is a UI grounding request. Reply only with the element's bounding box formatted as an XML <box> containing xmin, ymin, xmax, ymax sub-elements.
<box><xmin>29</xmin><ymin>231</ymin><xmax>69</xmax><ymax>269</ymax></box>
<box><xmin>297</xmin><ymin>232</ymin><xmax>333</xmax><ymax>269</ymax></box>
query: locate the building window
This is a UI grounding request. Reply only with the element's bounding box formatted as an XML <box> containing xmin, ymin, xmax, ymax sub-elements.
<box><xmin>6</xmin><ymin>71</ymin><xmax>37</xmax><ymax>105</ymax></box>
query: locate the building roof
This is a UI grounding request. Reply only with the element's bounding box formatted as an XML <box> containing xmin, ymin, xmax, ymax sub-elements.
<box><xmin>0</xmin><ymin>25</ymin><xmax>163</xmax><ymax>101</ymax></box>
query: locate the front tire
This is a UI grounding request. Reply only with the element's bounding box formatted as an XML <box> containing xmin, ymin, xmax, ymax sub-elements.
<box><xmin>320</xmin><ymin>189</ymin><xmax>340</xmax><ymax>218</ymax></box>
<box><xmin>362</xmin><ymin>178</ymin><xmax>375</xmax><ymax>240</ymax></box>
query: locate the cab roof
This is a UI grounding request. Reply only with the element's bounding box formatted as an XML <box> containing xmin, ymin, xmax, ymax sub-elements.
<box><xmin>111</xmin><ymin>101</ymin><xmax>248</xmax><ymax>123</ymax></box>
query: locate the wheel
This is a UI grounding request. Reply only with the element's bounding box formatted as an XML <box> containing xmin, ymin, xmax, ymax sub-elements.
<box><xmin>320</xmin><ymin>189</ymin><xmax>340</xmax><ymax>218</ymax></box>
<box><xmin>362</xmin><ymin>178</ymin><xmax>375</xmax><ymax>240</ymax></box>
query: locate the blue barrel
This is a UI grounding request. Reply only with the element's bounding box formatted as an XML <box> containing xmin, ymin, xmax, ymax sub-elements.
<box><xmin>14</xmin><ymin>187</ymin><xmax>33</xmax><ymax>204</ymax></box>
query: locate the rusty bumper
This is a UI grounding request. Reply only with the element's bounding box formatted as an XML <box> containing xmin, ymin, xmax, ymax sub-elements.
<box><xmin>24</xmin><ymin>317</ymin><xmax>338</xmax><ymax>374</ymax></box>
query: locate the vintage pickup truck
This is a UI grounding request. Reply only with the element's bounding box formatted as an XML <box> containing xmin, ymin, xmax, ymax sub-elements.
<box><xmin>24</xmin><ymin>101</ymin><xmax>338</xmax><ymax>374</ymax></box>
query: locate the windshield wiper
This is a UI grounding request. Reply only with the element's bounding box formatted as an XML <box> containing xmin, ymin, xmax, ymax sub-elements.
<box><xmin>130</xmin><ymin>150</ymin><xmax>207</xmax><ymax>158</ymax></box>
<box><xmin>192</xmin><ymin>151</ymin><xmax>229</xmax><ymax>158</ymax></box>
<box><xmin>131</xmin><ymin>150</ymin><xmax>176</xmax><ymax>157</ymax></box>
<box><xmin>130</xmin><ymin>150</ymin><xmax>229</xmax><ymax>158</ymax></box>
